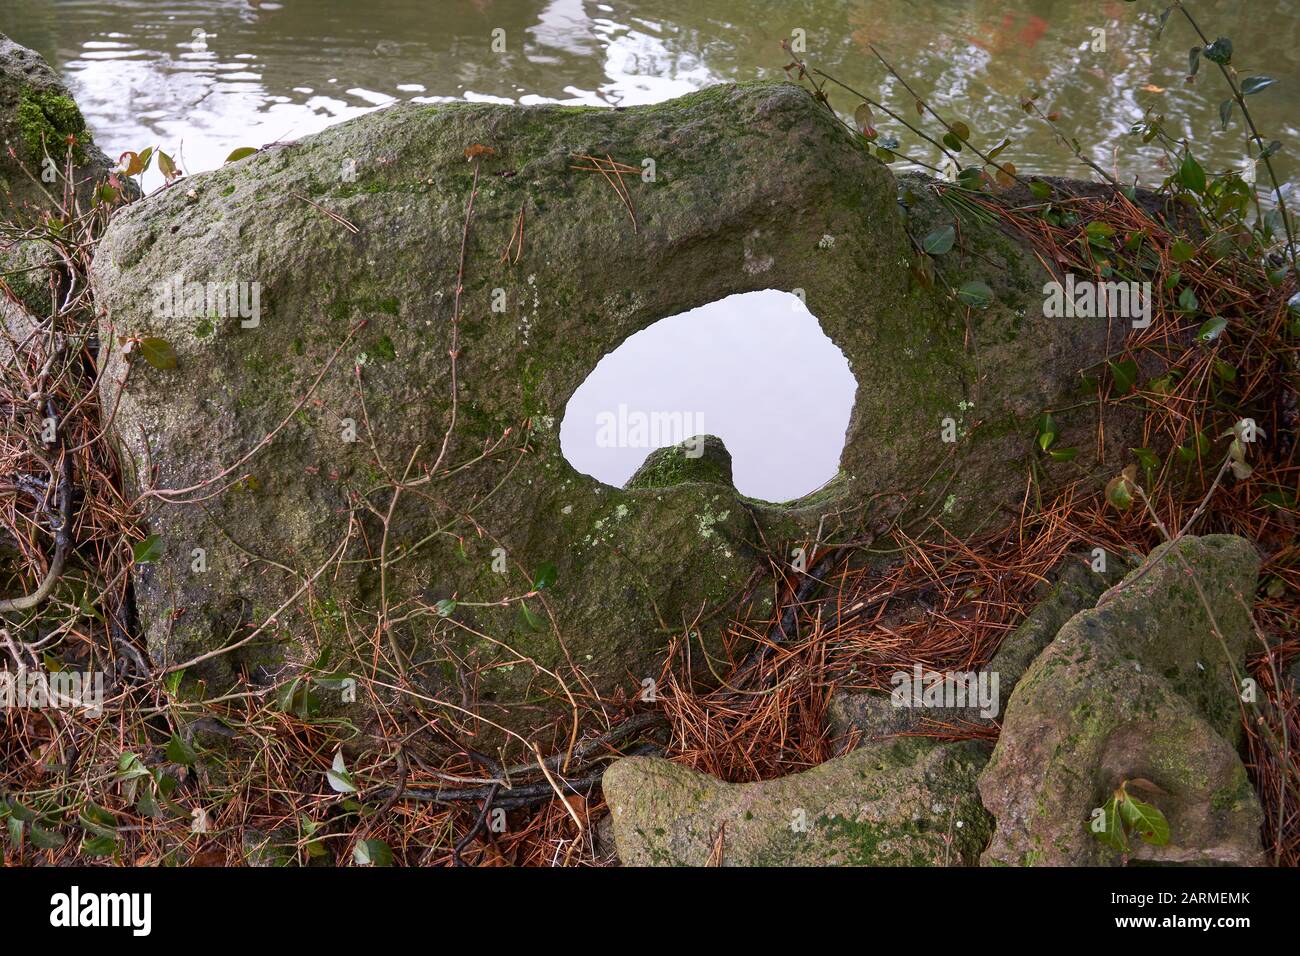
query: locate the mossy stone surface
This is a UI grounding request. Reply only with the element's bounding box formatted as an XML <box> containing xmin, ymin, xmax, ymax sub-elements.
<box><xmin>0</xmin><ymin>33</ymin><xmax>118</xmax><ymax>219</ymax></box>
<box><xmin>979</xmin><ymin>535</ymin><xmax>1264</xmax><ymax>866</ymax></box>
<box><xmin>91</xmin><ymin>81</ymin><xmax>1131</xmax><ymax>736</ymax></box>
<box><xmin>625</xmin><ymin>434</ymin><xmax>733</xmax><ymax>490</ymax></box>
<box><xmin>603</xmin><ymin>738</ymin><xmax>993</xmax><ymax>866</ymax></box>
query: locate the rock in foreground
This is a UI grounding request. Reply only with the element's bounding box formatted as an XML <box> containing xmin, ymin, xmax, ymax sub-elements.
<box><xmin>979</xmin><ymin>535</ymin><xmax>1263</xmax><ymax>866</ymax></box>
<box><xmin>603</xmin><ymin>738</ymin><xmax>992</xmax><ymax>866</ymax></box>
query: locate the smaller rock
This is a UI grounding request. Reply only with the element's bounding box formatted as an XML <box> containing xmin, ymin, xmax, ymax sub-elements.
<box><xmin>603</xmin><ymin>736</ymin><xmax>992</xmax><ymax>866</ymax></box>
<box><xmin>986</xmin><ymin>550</ymin><xmax>1129</xmax><ymax>695</ymax></box>
<box><xmin>624</xmin><ymin>434</ymin><xmax>734</xmax><ymax>490</ymax></box>
<box><xmin>979</xmin><ymin>534</ymin><xmax>1264</xmax><ymax>866</ymax></box>
<box><xmin>1</xmin><ymin>33</ymin><xmax>122</xmax><ymax>219</ymax></box>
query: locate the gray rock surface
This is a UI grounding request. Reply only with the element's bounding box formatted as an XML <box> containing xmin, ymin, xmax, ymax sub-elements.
<box><xmin>88</xmin><ymin>79</ymin><xmax>1136</xmax><ymax>734</ymax></box>
<box><xmin>603</xmin><ymin>737</ymin><xmax>992</xmax><ymax>866</ymax></box>
<box><xmin>979</xmin><ymin>535</ymin><xmax>1264</xmax><ymax>866</ymax></box>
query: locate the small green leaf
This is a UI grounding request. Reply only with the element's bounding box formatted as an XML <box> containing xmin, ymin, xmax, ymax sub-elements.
<box><xmin>1187</xmin><ymin>46</ymin><xmax>1201</xmax><ymax>76</ymax></box>
<box><xmin>353</xmin><ymin>838</ymin><xmax>393</xmax><ymax>866</ymax></box>
<box><xmin>1178</xmin><ymin>152</ymin><xmax>1206</xmax><ymax>194</ymax></box>
<box><xmin>1218</xmin><ymin>99</ymin><xmax>1233</xmax><ymax>130</ymax></box>
<box><xmin>922</xmin><ymin>225</ymin><xmax>956</xmax><ymax>255</ymax></box>
<box><xmin>1048</xmin><ymin>447</ymin><xmax>1078</xmax><ymax>462</ymax></box>
<box><xmin>140</xmin><ymin>337</ymin><xmax>177</xmax><ymax>370</ymax></box>
<box><xmin>1240</xmin><ymin>75</ymin><xmax>1275</xmax><ymax>96</ymax></box>
<box><xmin>1106</xmin><ymin>473</ymin><xmax>1135</xmax><ymax>511</ymax></box>
<box><xmin>77</xmin><ymin>804</ymin><xmax>118</xmax><ymax>839</ymax></box>
<box><xmin>158</xmin><ymin>150</ymin><xmax>179</xmax><ymax>181</ymax></box>
<box><xmin>1119</xmin><ymin>795</ymin><xmax>1170</xmax><ymax>846</ymax></box>
<box><xmin>225</xmin><ymin>146</ymin><xmax>259</xmax><ymax>163</ymax></box>
<box><xmin>532</xmin><ymin>561</ymin><xmax>558</xmax><ymax>590</ymax></box>
<box><xmin>1197</xmin><ymin>316</ymin><xmax>1228</xmax><ymax>343</ymax></box>
<box><xmin>80</xmin><ymin>835</ymin><xmax>119</xmax><ymax>858</ymax></box>
<box><xmin>116</xmin><ymin>752</ymin><xmax>152</xmax><ymax>782</ymax></box>
<box><xmin>942</xmin><ymin>131</ymin><xmax>963</xmax><ymax>153</ymax></box>
<box><xmin>956</xmin><ymin>281</ymin><xmax>994</xmax><ymax>309</ymax></box>
<box><xmin>132</xmin><ymin>534</ymin><xmax>164</xmax><ymax>564</ymax></box>
<box><xmin>1132</xmin><ymin>447</ymin><xmax>1160</xmax><ymax>485</ymax></box>
<box><xmin>30</xmin><ymin>824</ymin><xmax>66</xmax><ymax>850</ymax></box>
<box><xmin>1036</xmin><ymin>412</ymin><xmax>1057</xmax><ymax>452</ymax></box>
<box><xmin>434</xmin><ymin>598</ymin><xmax>457</xmax><ymax>617</ymax></box>
<box><xmin>1170</xmin><ymin>239</ymin><xmax>1195</xmax><ymax>262</ymax></box>
<box><xmin>1177</xmin><ymin>285</ymin><xmax>1199</xmax><ymax>313</ymax></box>
<box><xmin>166</xmin><ymin>733</ymin><xmax>198</xmax><ymax>766</ymax></box>
<box><xmin>327</xmin><ymin>751</ymin><xmax>358</xmax><ymax>793</ymax></box>
<box><xmin>1109</xmin><ymin>358</ymin><xmax>1138</xmax><ymax>395</ymax></box>
<box><xmin>1203</xmin><ymin>37</ymin><xmax>1232</xmax><ymax>65</ymax></box>
<box><xmin>5</xmin><ymin>800</ymin><xmax>37</xmax><ymax>824</ymax></box>
<box><xmin>1092</xmin><ymin>796</ymin><xmax>1127</xmax><ymax>852</ymax></box>
<box><xmin>1028</xmin><ymin>179</ymin><xmax>1052</xmax><ymax>201</ymax></box>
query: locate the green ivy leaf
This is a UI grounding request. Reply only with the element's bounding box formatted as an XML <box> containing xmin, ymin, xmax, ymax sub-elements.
<box><xmin>1240</xmin><ymin>75</ymin><xmax>1275</xmax><ymax>96</ymax></box>
<box><xmin>1203</xmin><ymin>37</ymin><xmax>1232</xmax><ymax>65</ymax></box>
<box><xmin>1109</xmin><ymin>358</ymin><xmax>1138</xmax><ymax>395</ymax></box>
<box><xmin>132</xmin><ymin>534</ymin><xmax>164</xmax><ymax>564</ymax></box>
<box><xmin>166</xmin><ymin>733</ymin><xmax>198</xmax><ymax>766</ymax></box>
<box><xmin>956</xmin><ymin>281</ymin><xmax>994</xmax><ymax>309</ymax></box>
<box><xmin>327</xmin><ymin>751</ymin><xmax>358</xmax><ymax>794</ymax></box>
<box><xmin>353</xmin><ymin>838</ymin><xmax>393</xmax><ymax>866</ymax></box>
<box><xmin>1197</xmin><ymin>316</ymin><xmax>1228</xmax><ymax>343</ymax></box>
<box><xmin>1092</xmin><ymin>796</ymin><xmax>1127</xmax><ymax>852</ymax></box>
<box><xmin>1177</xmin><ymin>152</ymin><xmax>1206</xmax><ymax>194</ymax></box>
<box><xmin>1119</xmin><ymin>795</ymin><xmax>1170</xmax><ymax>846</ymax></box>
<box><xmin>139</xmin><ymin>337</ymin><xmax>177</xmax><ymax>370</ymax></box>
<box><xmin>77</xmin><ymin>803</ymin><xmax>118</xmax><ymax>839</ymax></box>
<box><xmin>532</xmin><ymin>561</ymin><xmax>558</xmax><ymax>590</ymax></box>
<box><xmin>29</xmin><ymin>824</ymin><xmax>66</xmax><ymax>850</ymax></box>
<box><xmin>80</xmin><ymin>835</ymin><xmax>119</xmax><ymax>858</ymax></box>
<box><xmin>922</xmin><ymin>225</ymin><xmax>956</xmax><ymax>255</ymax></box>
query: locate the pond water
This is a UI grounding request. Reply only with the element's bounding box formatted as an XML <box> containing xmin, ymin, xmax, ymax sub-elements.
<box><xmin>3</xmin><ymin>0</ymin><xmax>1296</xmax><ymax>499</ymax></box>
<box><xmin>5</xmin><ymin>0</ymin><xmax>1296</xmax><ymax>185</ymax></box>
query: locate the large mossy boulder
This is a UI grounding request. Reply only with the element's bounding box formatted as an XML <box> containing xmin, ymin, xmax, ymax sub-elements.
<box><xmin>978</xmin><ymin>535</ymin><xmax>1264</xmax><ymax>866</ymax></box>
<box><xmin>603</xmin><ymin>738</ymin><xmax>993</xmax><ymax>866</ymax></box>
<box><xmin>90</xmin><ymin>80</ymin><xmax>1131</xmax><ymax>736</ymax></box>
